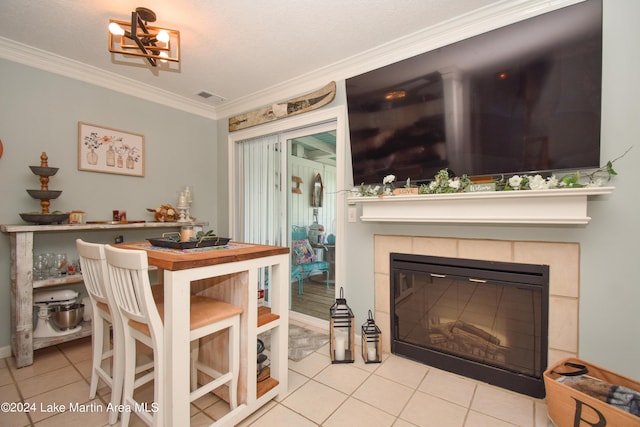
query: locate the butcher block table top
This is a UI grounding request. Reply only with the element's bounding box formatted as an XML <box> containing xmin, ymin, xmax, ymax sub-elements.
<box><xmin>114</xmin><ymin>241</ymin><xmax>290</xmax><ymax>271</ymax></box>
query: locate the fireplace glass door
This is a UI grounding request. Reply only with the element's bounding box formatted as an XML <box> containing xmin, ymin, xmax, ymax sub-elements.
<box><xmin>391</xmin><ymin>253</ymin><xmax>549</xmax><ymax>397</ymax></box>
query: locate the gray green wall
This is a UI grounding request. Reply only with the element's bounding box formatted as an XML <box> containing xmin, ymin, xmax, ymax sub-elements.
<box><xmin>0</xmin><ymin>58</ymin><xmax>219</xmax><ymax>352</ymax></box>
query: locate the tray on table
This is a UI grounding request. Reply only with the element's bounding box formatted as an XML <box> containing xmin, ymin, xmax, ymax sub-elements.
<box><xmin>147</xmin><ymin>236</ymin><xmax>231</xmax><ymax>249</ymax></box>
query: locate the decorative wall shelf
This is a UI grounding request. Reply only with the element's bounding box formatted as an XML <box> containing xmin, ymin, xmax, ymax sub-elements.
<box><xmin>347</xmin><ymin>187</ymin><xmax>615</xmax><ymax>225</ymax></box>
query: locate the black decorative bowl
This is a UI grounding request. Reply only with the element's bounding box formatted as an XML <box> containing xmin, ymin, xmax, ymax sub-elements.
<box><xmin>19</xmin><ymin>213</ymin><xmax>69</xmax><ymax>224</ymax></box>
<box><xmin>29</xmin><ymin>166</ymin><xmax>59</xmax><ymax>177</ymax></box>
<box><xmin>26</xmin><ymin>189</ymin><xmax>62</xmax><ymax>199</ymax></box>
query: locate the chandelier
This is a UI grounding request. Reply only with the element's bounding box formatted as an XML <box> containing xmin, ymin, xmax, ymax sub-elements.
<box><xmin>108</xmin><ymin>7</ymin><xmax>180</xmax><ymax>67</ymax></box>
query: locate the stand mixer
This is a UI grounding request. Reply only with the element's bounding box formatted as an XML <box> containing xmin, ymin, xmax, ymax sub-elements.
<box><xmin>33</xmin><ymin>289</ymin><xmax>83</xmax><ymax>338</ymax></box>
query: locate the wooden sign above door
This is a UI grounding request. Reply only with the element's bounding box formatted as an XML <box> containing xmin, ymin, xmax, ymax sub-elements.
<box><xmin>228</xmin><ymin>82</ymin><xmax>336</xmax><ymax>132</ymax></box>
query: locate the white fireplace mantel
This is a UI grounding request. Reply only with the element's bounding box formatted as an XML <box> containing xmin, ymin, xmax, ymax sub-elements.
<box><xmin>347</xmin><ymin>186</ymin><xmax>615</xmax><ymax>224</ymax></box>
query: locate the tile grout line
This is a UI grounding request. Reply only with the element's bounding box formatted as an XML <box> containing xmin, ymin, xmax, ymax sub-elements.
<box><xmin>4</xmin><ymin>357</ymin><xmax>36</xmax><ymax>426</ymax></box>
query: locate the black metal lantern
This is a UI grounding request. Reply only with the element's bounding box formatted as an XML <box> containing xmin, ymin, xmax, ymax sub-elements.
<box><xmin>361</xmin><ymin>310</ymin><xmax>382</xmax><ymax>363</ymax></box>
<box><xmin>330</xmin><ymin>287</ymin><xmax>354</xmax><ymax>363</ymax></box>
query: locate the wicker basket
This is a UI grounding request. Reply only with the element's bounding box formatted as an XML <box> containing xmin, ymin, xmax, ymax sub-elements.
<box><xmin>544</xmin><ymin>357</ymin><xmax>640</xmax><ymax>426</ymax></box>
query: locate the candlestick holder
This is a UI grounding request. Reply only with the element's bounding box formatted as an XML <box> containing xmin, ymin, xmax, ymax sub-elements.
<box><xmin>176</xmin><ymin>200</ymin><xmax>189</xmax><ymax>222</ymax></box>
<box><xmin>183</xmin><ymin>186</ymin><xmax>193</xmax><ymax>222</ymax></box>
<box><xmin>176</xmin><ymin>189</ymin><xmax>192</xmax><ymax>222</ymax></box>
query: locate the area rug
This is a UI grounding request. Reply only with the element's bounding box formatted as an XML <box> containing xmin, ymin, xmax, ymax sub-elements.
<box><xmin>261</xmin><ymin>324</ymin><xmax>330</xmax><ymax>361</ymax></box>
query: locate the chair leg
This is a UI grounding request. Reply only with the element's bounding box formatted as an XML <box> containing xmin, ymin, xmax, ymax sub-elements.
<box><xmin>298</xmin><ymin>275</ymin><xmax>304</xmax><ymax>295</ymax></box>
<box><xmin>108</xmin><ymin>319</ymin><xmax>125</xmax><ymax>425</ymax></box>
<box><xmin>152</xmin><ymin>343</ymin><xmax>164</xmax><ymax>427</ymax></box>
<box><xmin>89</xmin><ymin>316</ymin><xmax>106</xmax><ymax>399</ymax></box>
<box><xmin>120</xmin><ymin>333</ymin><xmax>136</xmax><ymax>427</ymax></box>
<box><xmin>325</xmin><ymin>268</ymin><xmax>330</xmax><ymax>289</ymax></box>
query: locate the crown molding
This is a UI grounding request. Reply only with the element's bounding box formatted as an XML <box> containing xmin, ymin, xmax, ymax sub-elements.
<box><xmin>0</xmin><ymin>0</ymin><xmax>581</xmax><ymax>122</ymax></box>
<box><xmin>216</xmin><ymin>0</ymin><xmax>582</xmax><ymax>119</ymax></box>
<box><xmin>0</xmin><ymin>37</ymin><xmax>218</xmax><ymax>120</ymax></box>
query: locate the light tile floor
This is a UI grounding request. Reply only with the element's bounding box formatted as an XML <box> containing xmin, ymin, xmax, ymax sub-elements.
<box><xmin>0</xmin><ymin>333</ymin><xmax>553</xmax><ymax>426</ymax></box>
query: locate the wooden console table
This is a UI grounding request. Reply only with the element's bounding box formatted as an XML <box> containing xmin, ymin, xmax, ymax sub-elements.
<box><xmin>0</xmin><ymin>222</ymin><xmax>206</xmax><ymax>367</ymax></box>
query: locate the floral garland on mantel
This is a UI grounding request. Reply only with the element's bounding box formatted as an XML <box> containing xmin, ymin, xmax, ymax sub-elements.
<box><xmin>351</xmin><ymin>147</ymin><xmax>631</xmax><ymax>198</ymax></box>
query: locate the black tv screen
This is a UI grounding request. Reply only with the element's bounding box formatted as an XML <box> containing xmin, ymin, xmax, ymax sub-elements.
<box><xmin>346</xmin><ymin>0</ymin><xmax>602</xmax><ymax>185</ymax></box>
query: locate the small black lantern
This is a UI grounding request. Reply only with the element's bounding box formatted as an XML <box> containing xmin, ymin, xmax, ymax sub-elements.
<box><xmin>329</xmin><ymin>287</ymin><xmax>354</xmax><ymax>363</ymax></box>
<box><xmin>361</xmin><ymin>310</ymin><xmax>382</xmax><ymax>363</ymax></box>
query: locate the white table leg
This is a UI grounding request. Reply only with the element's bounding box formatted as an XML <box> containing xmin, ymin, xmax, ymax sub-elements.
<box><xmin>163</xmin><ymin>270</ymin><xmax>191</xmax><ymax>426</ymax></box>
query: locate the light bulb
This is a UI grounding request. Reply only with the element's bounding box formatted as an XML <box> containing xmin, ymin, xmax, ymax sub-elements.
<box><xmin>109</xmin><ymin>22</ymin><xmax>125</xmax><ymax>36</ymax></box>
<box><xmin>156</xmin><ymin>30</ymin><xmax>170</xmax><ymax>43</ymax></box>
<box><xmin>159</xmin><ymin>51</ymin><xmax>169</xmax><ymax>63</ymax></box>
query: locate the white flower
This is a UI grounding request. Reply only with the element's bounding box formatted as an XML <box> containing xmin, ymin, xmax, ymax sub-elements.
<box><xmin>383</xmin><ymin>175</ymin><xmax>396</xmax><ymax>185</ymax></box>
<box><xmin>587</xmin><ymin>178</ymin><xmax>604</xmax><ymax>187</ymax></box>
<box><xmin>429</xmin><ymin>181</ymin><xmax>438</xmax><ymax>190</ymax></box>
<box><xmin>528</xmin><ymin>175</ymin><xmax>547</xmax><ymax>190</ymax></box>
<box><xmin>372</xmin><ymin>185</ymin><xmax>380</xmax><ymax>194</ymax></box>
<box><xmin>509</xmin><ymin>175</ymin><xmax>523</xmax><ymax>189</ymax></box>
<box><xmin>547</xmin><ymin>175</ymin><xmax>559</xmax><ymax>188</ymax></box>
<box><xmin>448</xmin><ymin>179</ymin><xmax>460</xmax><ymax>190</ymax></box>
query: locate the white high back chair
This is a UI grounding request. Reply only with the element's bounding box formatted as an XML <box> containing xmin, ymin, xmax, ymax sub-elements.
<box><xmin>77</xmin><ymin>239</ymin><xmax>157</xmax><ymax>425</ymax></box>
<box><xmin>104</xmin><ymin>244</ymin><xmax>242</xmax><ymax>427</ymax></box>
<box><xmin>76</xmin><ymin>239</ymin><xmax>127</xmax><ymax>425</ymax></box>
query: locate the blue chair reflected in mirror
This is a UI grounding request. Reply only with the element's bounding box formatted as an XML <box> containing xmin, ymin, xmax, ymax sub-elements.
<box><xmin>291</xmin><ymin>225</ymin><xmax>329</xmax><ymax>295</ymax></box>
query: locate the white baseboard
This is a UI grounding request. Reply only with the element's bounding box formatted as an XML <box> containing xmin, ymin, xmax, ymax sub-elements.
<box><xmin>0</xmin><ymin>345</ymin><xmax>12</xmax><ymax>360</ymax></box>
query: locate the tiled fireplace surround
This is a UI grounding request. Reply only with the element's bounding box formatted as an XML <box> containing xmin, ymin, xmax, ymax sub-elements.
<box><xmin>373</xmin><ymin>235</ymin><xmax>579</xmax><ymax>373</ymax></box>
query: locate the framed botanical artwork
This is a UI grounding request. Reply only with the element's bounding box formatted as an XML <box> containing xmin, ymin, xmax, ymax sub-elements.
<box><xmin>78</xmin><ymin>122</ymin><xmax>145</xmax><ymax>177</ymax></box>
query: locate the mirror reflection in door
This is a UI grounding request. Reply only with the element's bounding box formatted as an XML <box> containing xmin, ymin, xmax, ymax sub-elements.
<box><xmin>288</xmin><ymin>129</ymin><xmax>336</xmax><ymax>321</ymax></box>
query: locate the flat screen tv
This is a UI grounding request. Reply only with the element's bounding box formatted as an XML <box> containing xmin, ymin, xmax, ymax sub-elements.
<box><xmin>346</xmin><ymin>0</ymin><xmax>602</xmax><ymax>185</ymax></box>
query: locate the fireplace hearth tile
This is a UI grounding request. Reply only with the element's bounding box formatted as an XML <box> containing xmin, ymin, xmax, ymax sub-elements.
<box><xmin>418</xmin><ymin>368</ymin><xmax>476</xmax><ymax>408</ymax></box>
<box><xmin>374</xmin><ymin>272</ymin><xmax>390</xmax><ymax>315</ymax></box>
<box><xmin>548</xmin><ymin>296</ymin><xmax>578</xmax><ymax>352</ymax></box>
<box><xmin>374</xmin><ymin>235</ymin><xmax>412</xmax><ymax>274</ymax></box>
<box><xmin>413</xmin><ymin>236</ymin><xmax>458</xmax><ymax>258</ymax></box>
<box><xmin>471</xmin><ymin>384</ymin><xmax>534</xmax><ymax>427</ymax></box>
<box><xmin>353</xmin><ymin>374</ymin><xmax>414</xmax><ymax>416</ymax></box>
<box><xmin>401</xmin><ymin>391</ymin><xmax>468</xmax><ymax>427</ymax></box>
<box><xmin>375</xmin><ymin>354</ymin><xmax>428</xmax><ymax>389</ymax></box>
<box><xmin>458</xmin><ymin>239</ymin><xmax>513</xmax><ymax>262</ymax></box>
<box><xmin>514</xmin><ymin>241</ymin><xmax>579</xmax><ymax>298</ymax></box>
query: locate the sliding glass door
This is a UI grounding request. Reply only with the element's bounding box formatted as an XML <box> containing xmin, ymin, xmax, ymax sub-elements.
<box><xmin>236</xmin><ymin>133</ymin><xmax>285</xmax><ymax>247</ymax></box>
<box><xmin>285</xmin><ymin>123</ymin><xmax>336</xmax><ymax>321</ymax></box>
<box><xmin>229</xmin><ymin>105</ymin><xmax>346</xmax><ymax>326</ymax></box>
<box><xmin>233</xmin><ymin>122</ymin><xmax>336</xmax><ymax>321</ymax></box>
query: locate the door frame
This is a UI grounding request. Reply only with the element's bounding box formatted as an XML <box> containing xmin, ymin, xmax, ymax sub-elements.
<box><xmin>228</xmin><ymin>105</ymin><xmax>347</xmax><ymax>328</ymax></box>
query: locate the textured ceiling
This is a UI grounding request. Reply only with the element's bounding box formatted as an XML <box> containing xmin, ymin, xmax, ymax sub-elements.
<box><xmin>0</xmin><ymin>0</ymin><xmax>501</xmax><ymax>110</ymax></box>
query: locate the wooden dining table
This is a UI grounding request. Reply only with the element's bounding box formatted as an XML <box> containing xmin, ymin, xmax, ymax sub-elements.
<box><xmin>115</xmin><ymin>240</ymin><xmax>290</xmax><ymax>426</ymax></box>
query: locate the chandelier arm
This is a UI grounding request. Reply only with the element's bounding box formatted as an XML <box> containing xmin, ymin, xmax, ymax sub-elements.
<box><xmin>128</xmin><ymin>10</ymin><xmax>156</xmax><ymax>66</ymax></box>
<box><xmin>132</xmin><ymin>37</ymin><xmax>157</xmax><ymax>66</ymax></box>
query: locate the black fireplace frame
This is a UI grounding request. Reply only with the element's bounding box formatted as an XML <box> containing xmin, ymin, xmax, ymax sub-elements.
<box><xmin>390</xmin><ymin>253</ymin><xmax>549</xmax><ymax>398</ymax></box>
